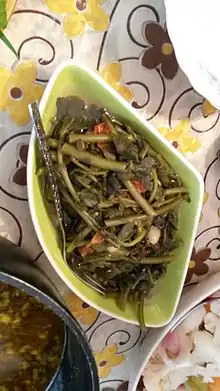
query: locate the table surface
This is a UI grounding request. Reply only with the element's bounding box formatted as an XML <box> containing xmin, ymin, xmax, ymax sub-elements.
<box><xmin>1</xmin><ymin>1</ymin><xmax>220</xmax><ymax>390</ymax></box>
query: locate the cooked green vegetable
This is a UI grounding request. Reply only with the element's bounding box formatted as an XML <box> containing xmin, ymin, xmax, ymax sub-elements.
<box><xmin>0</xmin><ymin>0</ymin><xmax>18</xmax><ymax>57</ymax></box>
<box><xmin>0</xmin><ymin>0</ymin><xmax>7</xmax><ymax>30</ymax></box>
<box><xmin>122</xmin><ymin>179</ymin><xmax>156</xmax><ymax>217</ymax></box>
<box><xmin>62</xmin><ymin>143</ymin><xmax>128</xmax><ymax>172</ymax></box>
<box><xmin>38</xmin><ymin>96</ymin><xmax>190</xmax><ymax>328</ymax></box>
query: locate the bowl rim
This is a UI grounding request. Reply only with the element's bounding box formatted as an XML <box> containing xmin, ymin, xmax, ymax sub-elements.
<box><xmin>0</xmin><ymin>269</ymin><xmax>99</xmax><ymax>391</ymax></box>
<box><xmin>27</xmin><ymin>59</ymin><xmax>204</xmax><ymax>327</ymax></box>
<box><xmin>132</xmin><ymin>301</ymin><xmax>218</xmax><ymax>391</ymax></box>
<box><xmin>129</xmin><ymin>272</ymin><xmax>220</xmax><ymax>391</ymax></box>
<box><xmin>0</xmin><ymin>270</ymin><xmax>67</xmax><ymax>390</ymax></box>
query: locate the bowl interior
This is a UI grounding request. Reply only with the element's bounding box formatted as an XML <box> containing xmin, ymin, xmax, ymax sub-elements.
<box><xmin>28</xmin><ymin>61</ymin><xmax>203</xmax><ymax>326</ymax></box>
<box><xmin>0</xmin><ymin>271</ymin><xmax>99</xmax><ymax>391</ymax></box>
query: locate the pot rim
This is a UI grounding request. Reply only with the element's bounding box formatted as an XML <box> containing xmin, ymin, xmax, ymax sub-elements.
<box><xmin>0</xmin><ymin>270</ymin><xmax>99</xmax><ymax>391</ymax></box>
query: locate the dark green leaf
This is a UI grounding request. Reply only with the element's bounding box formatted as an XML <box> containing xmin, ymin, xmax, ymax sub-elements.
<box><xmin>106</xmin><ymin>173</ymin><xmax>121</xmax><ymax>196</ymax></box>
<box><xmin>79</xmin><ymin>189</ymin><xmax>99</xmax><ymax>207</ymax></box>
<box><xmin>113</xmin><ymin>133</ymin><xmax>139</xmax><ymax>162</ymax></box>
<box><xmin>56</xmin><ymin>96</ymin><xmax>85</xmax><ymax>120</ymax></box>
<box><xmin>0</xmin><ymin>31</ymin><xmax>17</xmax><ymax>57</ymax></box>
<box><xmin>0</xmin><ymin>0</ymin><xmax>7</xmax><ymax>30</ymax></box>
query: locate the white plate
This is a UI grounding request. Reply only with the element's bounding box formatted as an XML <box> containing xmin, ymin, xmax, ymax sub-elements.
<box><xmin>129</xmin><ymin>272</ymin><xmax>220</xmax><ymax>391</ymax></box>
<box><xmin>165</xmin><ymin>0</ymin><xmax>220</xmax><ymax>109</ymax></box>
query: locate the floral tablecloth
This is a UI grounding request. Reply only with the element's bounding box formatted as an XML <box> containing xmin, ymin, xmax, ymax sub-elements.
<box><xmin>1</xmin><ymin>0</ymin><xmax>220</xmax><ymax>390</ymax></box>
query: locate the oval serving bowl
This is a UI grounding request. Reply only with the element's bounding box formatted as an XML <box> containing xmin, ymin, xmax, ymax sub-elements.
<box><xmin>27</xmin><ymin>59</ymin><xmax>204</xmax><ymax>327</ymax></box>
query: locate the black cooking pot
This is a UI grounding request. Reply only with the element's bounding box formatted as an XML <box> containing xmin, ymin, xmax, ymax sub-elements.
<box><xmin>0</xmin><ymin>237</ymin><xmax>99</xmax><ymax>391</ymax></box>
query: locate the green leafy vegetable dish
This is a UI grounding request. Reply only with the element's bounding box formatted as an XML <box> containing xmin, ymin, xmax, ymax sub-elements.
<box><xmin>38</xmin><ymin>96</ymin><xmax>190</xmax><ymax>328</ymax></box>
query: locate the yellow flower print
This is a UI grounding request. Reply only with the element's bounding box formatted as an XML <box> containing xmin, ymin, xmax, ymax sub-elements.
<box><xmin>63</xmin><ymin>290</ymin><xmax>98</xmax><ymax>325</ymax></box>
<box><xmin>44</xmin><ymin>0</ymin><xmax>109</xmax><ymax>38</ymax></box>
<box><xmin>0</xmin><ymin>60</ymin><xmax>44</xmax><ymax>126</ymax></box>
<box><xmin>6</xmin><ymin>0</ymin><xmax>17</xmax><ymax>19</ymax></box>
<box><xmin>200</xmin><ymin>191</ymin><xmax>208</xmax><ymax>222</ymax></box>
<box><xmin>100</xmin><ymin>62</ymin><xmax>133</xmax><ymax>102</ymax></box>
<box><xmin>203</xmin><ymin>191</ymin><xmax>208</xmax><ymax>205</ymax></box>
<box><xmin>158</xmin><ymin>119</ymin><xmax>200</xmax><ymax>153</ymax></box>
<box><xmin>202</xmin><ymin>99</ymin><xmax>217</xmax><ymax>118</ymax></box>
<box><xmin>94</xmin><ymin>344</ymin><xmax>124</xmax><ymax>378</ymax></box>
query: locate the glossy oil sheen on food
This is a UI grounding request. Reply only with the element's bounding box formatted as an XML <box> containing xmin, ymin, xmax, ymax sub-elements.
<box><xmin>0</xmin><ymin>282</ymin><xmax>64</xmax><ymax>391</ymax></box>
<box><xmin>38</xmin><ymin>96</ymin><xmax>190</xmax><ymax>327</ymax></box>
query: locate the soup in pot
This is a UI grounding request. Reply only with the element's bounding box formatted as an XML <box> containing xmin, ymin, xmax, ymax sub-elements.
<box><xmin>0</xmin><ymin>282</ymin><xmax>64</xmax><ymax>391</ymax></box>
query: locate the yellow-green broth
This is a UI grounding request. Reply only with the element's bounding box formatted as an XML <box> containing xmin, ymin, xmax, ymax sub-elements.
<box><xmin>0</xmin><ymin>282</ymin><xmax>64</xmax><ymax>391</ymax></box>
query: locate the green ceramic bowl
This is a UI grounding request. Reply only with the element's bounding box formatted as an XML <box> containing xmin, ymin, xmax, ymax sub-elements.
<box><xmin>27</xmin><ymin>60</ymin><xmax>204</xmax><ymax>327</ymax></box>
